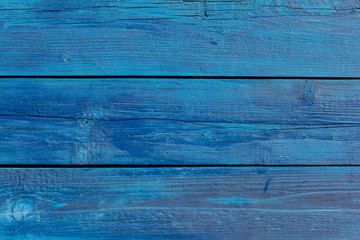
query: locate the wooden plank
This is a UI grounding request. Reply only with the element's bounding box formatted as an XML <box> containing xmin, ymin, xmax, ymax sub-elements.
<box><xmin>2</xmin><ymin>78</ymin><xmax>360</xmax><ymax>165</ymax></box>
<box><xmin>0</xmin><ymin>167</ymin><xmax>359</xmax><ymax>239</ymax></box>
<box><xmin>1</xmin><ymin>0</ymin><xmax>360</xmax><ymax>76</ymax></box>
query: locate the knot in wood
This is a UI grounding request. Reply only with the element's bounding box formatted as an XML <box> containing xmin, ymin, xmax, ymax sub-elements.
<box><xmin>79</xmin><ymin>113</ymin><xmax>95</xmax><ymax>129</ymax></box>
<box><xmin>9</xmin><ymin>197</ymin><xmax>35</xmax><ymax>221</ymax></box>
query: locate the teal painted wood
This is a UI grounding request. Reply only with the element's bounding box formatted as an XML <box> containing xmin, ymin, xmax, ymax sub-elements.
<box><xmin>1</xmin><ymin>167</ymin><xmax>360</xmax><ymax>239</ymax></box>
<box><xmin>1</xmin><ymin>0</ymin><xmax>360</xmax><ymax>76</ymax></box>
<box><xmin>2</xmin><ymin>78</ymin><xmax>360</xmax><ymax>164</ymax></box>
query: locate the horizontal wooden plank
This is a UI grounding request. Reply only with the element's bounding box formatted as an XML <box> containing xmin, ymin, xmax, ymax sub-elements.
<box><xmin>2</xmin><ymin>78</ymin><xmax>360</xmax><ymax>165</ymax></box>
<box><xmin>0</xmin><ymin>167</ymin><xmax>359</xmax><ymax>239</ymax></box>
<box><xmin>1</xmin><ymin>0</ymin><xmax>360</xmax><ymax>76</ymax></box>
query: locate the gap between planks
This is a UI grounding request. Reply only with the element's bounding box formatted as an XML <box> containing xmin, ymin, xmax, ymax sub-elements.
<box><xmin>1</xmin><ymin>76</ymin><xmax>360</xmax><ymax>80</ymax></box>
<box><xmin>0</xmin><ymin>164</ymin><xmax>360</xmax><ymax>168</ymax></box>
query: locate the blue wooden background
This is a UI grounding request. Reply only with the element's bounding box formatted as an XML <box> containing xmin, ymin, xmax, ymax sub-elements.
<box><xmin>1</xmin><ymin>0</ymin><xmax>360</xmax><ymax>239</ymax></box>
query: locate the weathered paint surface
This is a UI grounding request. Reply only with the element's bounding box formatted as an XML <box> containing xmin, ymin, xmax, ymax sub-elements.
<box><xmin>1</xmin><ymin>79</ymin><xmax>360</xmax><ymax>164</ymax></box>
<box><xmin>0</xmin><ymin>0</ymin><xmax>360</xmax><ymax>76</ymax></box>
<box><xmin>1</xmin><ymin>167</ymin><xmax>360</xmax><ymax>239</ymax></box>
<box><xmin>1</xmin><ymin>0</ymin><xmax>360</xmax><ymax>238</ymax></box>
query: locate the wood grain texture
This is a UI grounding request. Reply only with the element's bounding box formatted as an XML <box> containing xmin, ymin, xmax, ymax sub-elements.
<box><xmin>1</xmin><ymin>0</ymin><xmax>360</xmax><ymax>76</ymax></box>
<box><xmin>0</xmin><ymin>167</ymin><xmax>359</xmax><ymax>239</ymax></box>
<box><xmin>2</xmin><ymin>78</ymin><xmax>360</xmax><ymax>165</ymax></box>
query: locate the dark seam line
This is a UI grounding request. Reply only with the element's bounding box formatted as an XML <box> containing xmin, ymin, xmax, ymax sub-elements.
<box><xmin>0</xmin><ymin>164</ymin><xmax>359</xmax><ymax>168</ymax></box>
<box><xmin>0</xmin><ymin>76</ymin><xmax>360</xmax><ymax>80</ymax></box>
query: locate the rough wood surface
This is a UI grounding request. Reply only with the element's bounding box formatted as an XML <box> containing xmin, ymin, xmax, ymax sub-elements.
<box><xmin>3</xmin><ymin>1</ymin><xmax>359</xmax><ymax>238</ymax></box>
<box><xmin>2</xmin><ymin>78</ymin><xmax>360</xmax><ymax>165</ymax></box>
<box><xmin>0</xmin><ymin>167</ymin><xmax>360</xmax><ymax>239</ymax></box>
<box><xmin>1</xmin><ymin>0</ymin><xmax>360</xmax><ymax>76</ymax></box>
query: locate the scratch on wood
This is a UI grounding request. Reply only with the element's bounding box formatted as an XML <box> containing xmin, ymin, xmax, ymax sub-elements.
<box><xmin>263</xmin><ymin>178</ymin><xmax>271</xmax><ymax>193</ymax></box>
<box><xmin>203</xmin><ymin>0</ymin><xmax>208</xmax><ymax>18</ymax></box>
<box><xmin>302</xmin><ymin>80</ymin><xmax>315</xmax><ymax>105</ymax></box>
